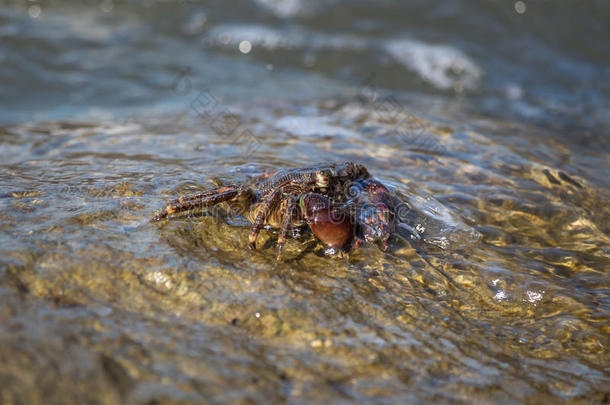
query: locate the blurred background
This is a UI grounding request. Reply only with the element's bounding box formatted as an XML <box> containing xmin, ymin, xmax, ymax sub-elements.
<box><xmin>1</xmin><ymin>1</ymin><xmax>609</xmax><ymax>404</ymax></box>
<box><xmin>1</xmin><ymin>0</ymin><xmax>609</xmax><ymax>137</ymax></box>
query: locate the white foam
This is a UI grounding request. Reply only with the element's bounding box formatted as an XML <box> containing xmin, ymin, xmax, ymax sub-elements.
<box><xmin>384</xmin><ymin>39</ymin><xmax>482</xmax><ymax>90</ymax></box>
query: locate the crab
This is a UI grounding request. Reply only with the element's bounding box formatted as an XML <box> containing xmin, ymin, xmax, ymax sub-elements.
<box><xmin>152</xmin><ymin>162</ymin><xmax>396</xmax><ymax>261</ymax></box>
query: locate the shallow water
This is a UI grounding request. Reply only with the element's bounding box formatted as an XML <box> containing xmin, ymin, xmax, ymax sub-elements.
<box><xmin>1</xmin><ymin>1</ymin><xmax>610</xmax><ymax>404</ymax></box>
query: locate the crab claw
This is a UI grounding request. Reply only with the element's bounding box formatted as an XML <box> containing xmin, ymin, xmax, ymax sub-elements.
<box><xmin>355</xmin><ymin>179</ymin><xmax>395</xmax><ymax>248</ymax></box>
<box><xmin>300</xmin><ymin>193</ymin><xmax>355</xmax><ymax>251</ymax></box>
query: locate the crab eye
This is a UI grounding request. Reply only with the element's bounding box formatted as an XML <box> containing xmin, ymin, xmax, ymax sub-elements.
<box><xmin>315</xmin><ymin>170</ymin><xmax>331</xmax><ymax>188</ymax></box>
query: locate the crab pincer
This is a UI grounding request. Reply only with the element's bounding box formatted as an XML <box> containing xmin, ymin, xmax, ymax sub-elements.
<box><xmin>299</xmin><ymin>193</ymin><xmax>355</xmax><ymax>252</ymax></box>
<box><xmin>353</xmin><ymin>178</ymin><xmax>396</xmax><ymax>250</ymax></box>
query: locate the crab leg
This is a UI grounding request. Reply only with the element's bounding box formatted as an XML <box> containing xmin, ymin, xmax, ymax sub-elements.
<box><xmin>151</xmin><ymin>185</ymin><xmax>243</xmax><ymax>221</ymax></box>
<box><xmin>252</xmin><ymin>169</ymin><xmax>279</xmax><ymax>182</ymax></box>
<box><xmin>276</xmin><ymin>195</ymin><xmax>296</xmax><ymax>261</ymax></box>
<box><xmin>168</xmin><ymin>184</ymin><xmax>241</xmax><ymax>204</ymax></box>
<box><xmin>248</xmin><ymin>187</ymin><xmax>285</xmax><ymax>250</ymax></box>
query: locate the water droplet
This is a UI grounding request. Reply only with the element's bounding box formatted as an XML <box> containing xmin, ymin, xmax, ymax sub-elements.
<box><xmin>28</xmin><ymin>5</ymin><xmax>41</xmax><ymax>18</ymax></box>
<box><xmin>324</xmin><ymin>247</ymin><xmax>337</xmax><ymax>256</ymax></box>
<box><xmin>239</xmin><ymin>40</ymin><xmax>252</xmax><ymax>54</ymax></box>
<box><xmin>526</xmin><ymin>290</ymin><xmax>543</xmax><ymax>303</ymax></box>
<box><xmin>514</xmin><ymin>1</ymin><xmax>526</xmax><ymax>14</ymax></box>
<box><xmin>494</xmin><ymin>290</ymin><xmax>508</xmax><ymax>302</ymax></box>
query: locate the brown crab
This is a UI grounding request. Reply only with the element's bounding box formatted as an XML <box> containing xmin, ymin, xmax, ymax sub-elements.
<box><xmin>152</xmin><ymin>162</ymin><xmax>395</xmax><ymax>260</ymax></box>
